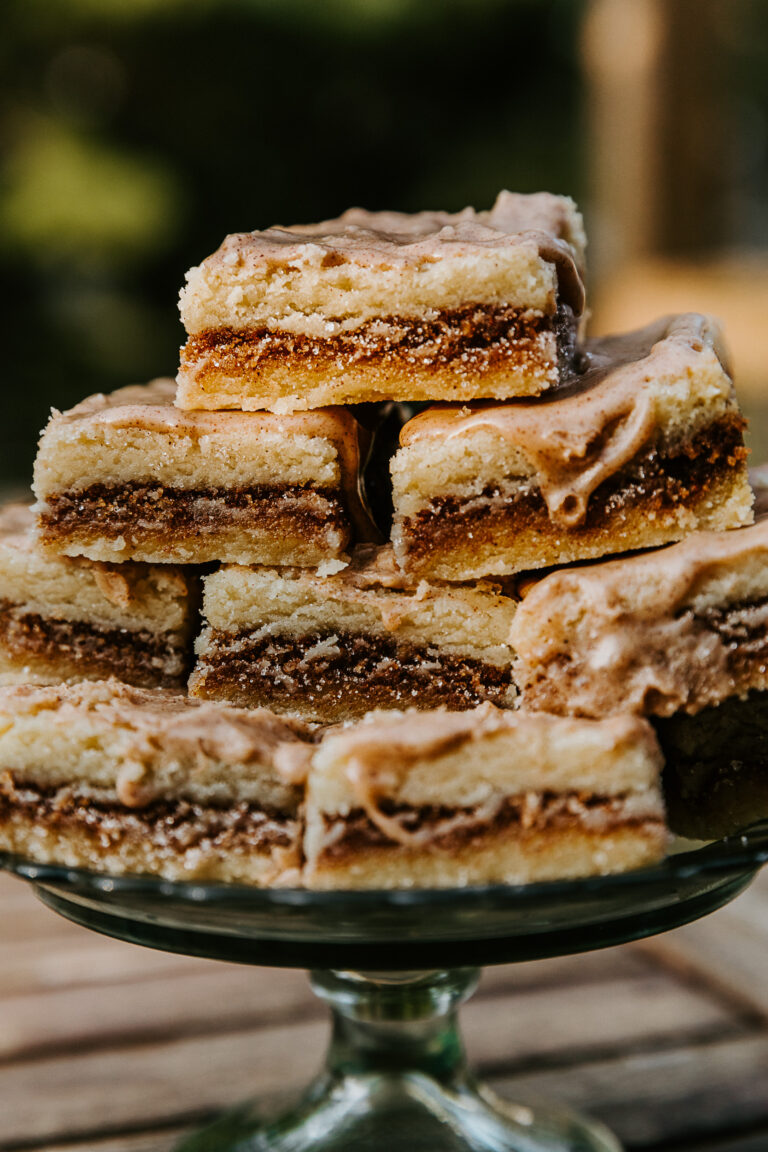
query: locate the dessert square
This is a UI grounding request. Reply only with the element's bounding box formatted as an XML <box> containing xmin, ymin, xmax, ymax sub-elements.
<box><xmin>177</xmin><ymin>191</ymin><xmax>586</xmax><ymax>413</ymax></box>
<box><xmin>33</xmin><ymin>378</ymin><xmax>374</xmax><ymax>566</ymax></box>
<box><xmin>188</xmin><ymin>545</ymin><xmax>518</xmax><ymax>722</ymax></box>
<box><xmin>0</xmin><ymin>680</ymin><xmax>312</xmax><ymax>884</ymax></box>
<box><xmin>303</xmin><ymin>704</ymin><xmax>666</xmax><ymax>889</ymax></box>
<box><xmin>512</xmin><ymin>517</ymin><xmax>768</xmax><ymax>719</ymax></box>
<box><xmin>0</xmin><ymin>503</ymin><xmax>196</xmax><ymax>689</ymax></box>
<box><xmin>391</xmin><ymin>314</ymin><xmax>753</xmax><ymax>580</ymax></box>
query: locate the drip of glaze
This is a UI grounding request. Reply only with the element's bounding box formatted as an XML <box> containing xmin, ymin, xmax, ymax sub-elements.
<box><xmin>400</xmin><ymin>314</ymin><xmax>727</xmax><ymax>528</ymax></box>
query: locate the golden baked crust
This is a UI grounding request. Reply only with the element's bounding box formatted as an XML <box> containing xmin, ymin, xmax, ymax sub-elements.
<box><xmin>305</xmin><ymin>824</ymin><xmax>665</xmax><ymax>890</ymax></box>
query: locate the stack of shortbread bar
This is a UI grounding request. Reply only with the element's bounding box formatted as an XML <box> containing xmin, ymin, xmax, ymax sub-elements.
<box><xmin>0</xmin><ymin>190</ymin><xmax>762</xmax><ymax>889</ymax></box>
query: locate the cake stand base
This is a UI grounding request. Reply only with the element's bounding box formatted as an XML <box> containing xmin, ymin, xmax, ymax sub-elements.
<box><xmin>176</xmin><ymin>969</ymin><xmax>620</xmax><ymax>1152</ymax></box>
<box><xmin>7</xmin><ymin>829</ymin><xmax>768</xmax><ymax>1152</ymax></box>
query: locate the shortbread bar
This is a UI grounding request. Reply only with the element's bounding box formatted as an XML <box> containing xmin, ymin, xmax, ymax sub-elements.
<box><xmin>512</xmin><ymin>517</ymin><xmax>768</xmax><ymax>719</ymax></box>
<box><xmin>189</xmin><ymin>546</ymin><xmax>518</xmax><ymax>722</ymax></box>
<box><xmin>177</xmin><ymin>191</ymin><xmax>586</xmax><ymax>413</ymax></box>
<box><xmin>0</xmin><ymin>504</ymin><xmax>195</xmax><ymax>689</ymax></box>
<box><xmin>33</xmin><ymin>379</ymin><xmax>374</xmax><ymax>565</ymax></box>
<box><xmin>391</xmin><ymin>314</ymin><xmax>753</xmax><ymax>580</ymax></box>
<box><xmin>0</xmin><ymin>680</ymin><xmax>311</xmax><ymax>884</ymax></box>
<box><xmin>303</xmin><ymin>704</ymin><xmax>666</xmax><ymax>889</ymax></box>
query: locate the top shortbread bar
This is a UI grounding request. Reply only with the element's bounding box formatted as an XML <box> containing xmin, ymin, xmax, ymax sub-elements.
<box><xmin>177</xmin><ymin>191</ymin><xmax>586</xmax><ymax>412</ymax></box>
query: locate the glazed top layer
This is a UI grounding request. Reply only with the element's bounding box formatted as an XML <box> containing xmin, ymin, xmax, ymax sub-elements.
<box><xmin>511</xmin><ymin>517</ymin><xmax>768</xmax><ymax>717</ymax></box>
<box><xmin>395</xmin><ymin>314</ymin><xmax>740</xmax><ymax>527</ymax></box>
<box><xmin>179</xmin><ymin>191</ymin><xmax>586</xmax><ymax>336</ymax></box>
<box><xmin>45</xmin><ymin>378</ymin><xmax>364</xmax><ymax>446</ymax></box>
<box><xmin>0</xmin><ymin>679</ymin><xmax>313</xmax><ymax>809</ymax></box>
<box><xmin>309</xmin><ymin>703</ymin><xmax>663</xmax><ymax>829</ymax></box>
<box><xmin>33</xmin><ymin>380</ymin><xmax>376</xmax><ymax>538</ymax></box>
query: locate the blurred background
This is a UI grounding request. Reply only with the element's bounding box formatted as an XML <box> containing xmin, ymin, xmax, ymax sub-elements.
<box><xmin>2</xmin><ymin>0</ymin><xmax>768</xmax><ymax>491</ymax></box>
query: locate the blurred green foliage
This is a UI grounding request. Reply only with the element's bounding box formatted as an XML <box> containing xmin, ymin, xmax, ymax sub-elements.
<box><xmin>0</xmin><ymin>0</ymin><xmax>583</xmax><ymax>487</ymax></box>
<box><xmin>2</xmin><ymin>115</ymin><xmax>180</xmax><ymax>264</ymax></box>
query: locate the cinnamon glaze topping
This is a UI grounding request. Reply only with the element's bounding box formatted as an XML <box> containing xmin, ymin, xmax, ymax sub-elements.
<box><xmin>401</xmin><ymin>412</ymin><xmax>748</xmax><ymax>556</ymax></box>
<box><xmin>400</xmin><ymin>315</ymin><xmax>731</xmax><ymax>527</ymax></box>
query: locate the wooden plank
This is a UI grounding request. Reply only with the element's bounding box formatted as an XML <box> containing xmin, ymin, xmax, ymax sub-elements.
<box><xmin>464</xmin><ymin>973</ymin><xmax>740</xmax><ymax>1072</ymax></box>
<box><xmin>0</xmin><ymin>1020</ymin><xmax>325</xmax><ymax>1147</ymax></box>
<box><xmin>0</xmin><ymin>966</ymin><xmax>736</xmax><ymax>1070</ymax></box>
<box><xmin>0</xmin><ymin>872</ymin><xmax>44</xmax><ymax>904</ymax></box>
<box><xmin>0</xmin><ymin>873</ymin><xmax>87</xmax><ymax>944</ymax></box>
<box><xmin>0</xmin><ymin>972</ymin><xmax>742</xmax><ymax>1146</ymax></box>
<box><xmin>0</xmin><ymin>937</ymin><xmax>214</xmax><ymax>998</ymax></box>
<box><xmin>0</xmin><ymin>872</ymin><xmax>60</xmax><ymax>909</ymax></box>
<box><xmin>478</xmin><ymin>946</ymin><xmax>650</xmax><ymax>996</ymax></box>
<box><xmin>0</xmin><ymin>943</ymin><xmax>651</xmax><ymax>1061</ymax></box>
<box><xmin>30</xmin><ymin>1133</ymin><xmax>188</xmax><ymax>1152</ymax></box>
<box><xmin>0</xmin><ymin>905</ymin><xmax>79</xmax><ymax>945</ymax></box>
<box><xmin>495</xmin><ymin>1035</ymin><xmax>768</xmax><ymax>1148</ymax></box>
<box><xmin>638</xmin><ymin>908</ymin><xmax>768</xmax><ymax>1020</ymax></box>
<box><xmin>0</xmin><ymin>966</ymin><xmax>315</xmax><ymax>1061</ymax></box>
<box><xmin>637</xmin><ymin>871</ymin><xmax>768</xmax><ymax>1020</ymax></box>
<box><xmin>0</xmin><ymin>933</ymin><xmax>645</xmax><ymax>1004</ymax></box>
<box><xmin>20</xmin><ymin>1042</ymin><xmax>768</xmax><ymax>1152</ymax></box>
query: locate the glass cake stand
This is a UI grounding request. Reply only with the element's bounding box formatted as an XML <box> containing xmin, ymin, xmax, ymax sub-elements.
<box><xmin>3</xmin><ymin>825</ymin><xmax>768</xmax><ymax>1152</ymax></box>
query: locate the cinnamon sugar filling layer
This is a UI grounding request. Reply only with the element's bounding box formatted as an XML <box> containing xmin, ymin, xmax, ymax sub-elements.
<box><xmin>319</xmin><ymin>792</ymin><xmax>662</xmax><ymax>863</ymax></box>
<box><xmin>183</xmin><ymin>303</ymin><xmax>579</xmax><ymax>377</ymax></box>
<box><xmin>401</xmin><ymin>413</ymin><xmax>747</xmax><ymax>557</ymax></box>
<box><xmin>195</xmin><ymin>630</ymin><xmax>514</xmax><ymax>713</ymax></box>
<box><xmin>0</xmin><ymin>776</ymin><xmax>297</xmax><ymax>854</ymax></box>
<box><xmin>0</xmin><ymin>601</ymin><xmax>188</xmax><ymax>687</ymax></box>
<box><xmin>39</xmin><ymin>482</ymin><xmax>348</xmax><ymax>543</ymax></box>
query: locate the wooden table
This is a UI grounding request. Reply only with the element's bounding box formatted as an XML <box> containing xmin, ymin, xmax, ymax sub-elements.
<box><xmin>2</xmin><ymin>870</ymin><xmax>768</xmax><ymax>1152</ymax></box>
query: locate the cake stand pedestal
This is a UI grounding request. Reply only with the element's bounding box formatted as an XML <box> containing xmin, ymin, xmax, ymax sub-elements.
<box><xmin>3</xmin><ymin>825</ymin><xmax>768</xmax><ymax>1152</ymax></box>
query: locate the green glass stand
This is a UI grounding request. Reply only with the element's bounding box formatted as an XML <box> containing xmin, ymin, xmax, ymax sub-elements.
<box><xmin>3</xmin><ymin>824</ymin><xmax>768</xmax><ymax>1152</ymax></box>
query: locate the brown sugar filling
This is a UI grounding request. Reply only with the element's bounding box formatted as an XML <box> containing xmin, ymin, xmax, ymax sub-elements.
<box><xmin>401</xmin><ymin>412</ymin><xmax>747</xmax><ymax>560</ymax></box>
<box><xmin>0</xmin><ymin>601</ymin><xmax>188</xmax><ymax>688</ymax></box>
<box><xmin>39</xmin><ymin>482</ymin><xmax>348</xmax><ymax>543</ymax></box>
<box><xmin>0</xmin><ymin>776</ymin><xmax>297</xmax><ymax>854</ymax></box>
<box><xmin>183</xmin><ymin>303</ymin><xmax>579</xmax><ymax>377</ymax></box>
<box><xmin>196</xmin><ymin>630</ymin><xmax>514</xmax><ymax>715</ymax></box>
<box><xmin>319</xmin><ymin>791</ymin><xmax>661</xmax><ymax>862</ymax></box>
